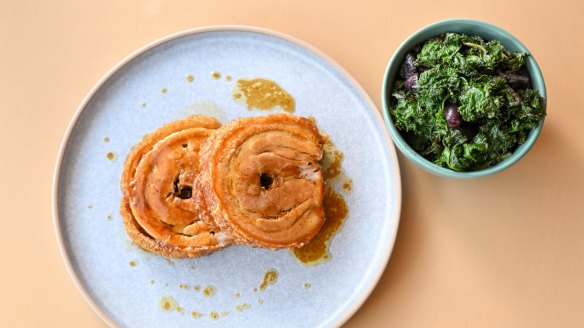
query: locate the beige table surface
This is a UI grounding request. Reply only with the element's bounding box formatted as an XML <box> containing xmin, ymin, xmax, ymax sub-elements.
<box><xmin>2</xmin><ymin>0</ymin><xmax>583</xmax><ymax>327</ymax></box>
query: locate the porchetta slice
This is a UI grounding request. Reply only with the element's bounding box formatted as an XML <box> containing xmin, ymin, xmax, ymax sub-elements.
<box><xmin>196</xmin><ymin>113</ymin><xmax>327</xmax><ymax>249</ymax></box>
<box><xmin>120</xmin><ymin>116</ymin><xmax>231</xmax><ymax>258</ymax></box>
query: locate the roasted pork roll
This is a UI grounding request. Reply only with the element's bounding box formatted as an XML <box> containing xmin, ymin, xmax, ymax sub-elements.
<box><xmin>197</xmin><ymin>113</ymin><xmax>327</xmax><ymax>249</ymax></box>
<box><xmin>120</xmin><ymin>116</ymin><xmax>231</xmax><ymax>258</ymax></box>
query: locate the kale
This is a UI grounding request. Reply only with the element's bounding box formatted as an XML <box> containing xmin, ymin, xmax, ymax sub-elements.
<box><xmin>390</xmin><ymin>33</ymin><xmax>545</xmax><ymax>171</ymax></box>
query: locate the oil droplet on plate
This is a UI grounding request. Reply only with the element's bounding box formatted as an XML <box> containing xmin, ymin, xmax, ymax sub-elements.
<box><xmin>232</xmin><ymin>78</ymin><xmax>295</xmax><ymax>113</ymax></box>
<box><xmin>257</xmin><ymin>299</ymin><xmax>264</xmax><ymax>305</ymax></box>
<box><xmin>106</xmin><ymin>215</ymin><xmax>113</xmax><ymax>221</ymax></box>
<box><xmin>186</xmin><ymin>75</ymin><xmax>194</xmax><ymax>82</ymax></box>
<box><xmin>193</xmin><ymin>285</ymin><xmax>201</xmax><ymax>292</ymax></box>
<box><xmin>304</xmin><ymin>283</ymin><xmax>311</xmax><ymax>289</ymax></box>
<box><xmin>211</xmin><ymin>72</ymin><xmax>221</xmax><ymax>79</ymax></box>
<box><xmin>141</xmin><ymin>102</ymin><xmax>147</xmax><ymax>108</ymax></box>
<box><xmin>209</xmin><ymin>311</ymin><xmax>220</xmax><ymax>320</ymax></box>
<box><xmin>225</xmin><ymin>75</ymin><xmax>232</xmax><ymax>81</ymax></box>
<box><xmin>150</xmin><ymin>280</ymin><xmax>155</xmax><ymax>285</ymax></box>
<box><xmin>236</xmin><ymin>303</ymin><xmax>251</xmax><ymax>312</ymax></box>
<box><xmin>220</xmin><ymin>311</ymin><xmax>230</xmax><ymax>317</ymax></box>
<box><xmin>342</xmin><ymin>179</ymin><xmax>353</xmax><ymax>191</ymax></box>
<box><xmin>258</xmin><ymin>269</ymin><xmax>278</xmax><ymax>292</ymax></box>
<box><xmin>179</xmin><ymin>284</ymin><xmax>189</xmax><ymax>289</ymax></box>
<box><xmin>203</xmin><ymin>285</ymin><xmax>216</xmax><ymax>297</ymax></box>
<box><xmin>103</xmin><ymin>137</ymin><xmax>110</xmax><ymax>143</ymax></box>
<box><xmin>161</xmin><ymin>88</ymin><xmax>168</xmax><ymax>94</ymax></box>
<box><xmin>159</xmin><ymin>296</ymin><xmax>180</xmax><ymax>313</ymax></box>
<box><xmin>129</xmin><ymin>260</ymin><xmax>137</xmax><ymax>267</ymax></box>
<box><xmin>87</xmin><ymin>204</ymin><xmax>93</xmax><ymax>209</ymax></box>
<box><xmin>106</xmin><ymin>152</ymin><xmax>115</xmax><ymax>161</ymax></box>
<box><xmin>191</xmin><ymin>311</ymin><xmax>203</xmax><ymax>319</ymax></box>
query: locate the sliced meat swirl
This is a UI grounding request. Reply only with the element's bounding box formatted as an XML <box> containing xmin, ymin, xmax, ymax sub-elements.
<box><xmin>197</xmin><ymin>113</ymin><xmax>327</xmax><ymax>248</ymax></box>
<box><xmin>120</xmin><ymin>116</ymin><xmax>231</xmax><ymax>258</ymax></box>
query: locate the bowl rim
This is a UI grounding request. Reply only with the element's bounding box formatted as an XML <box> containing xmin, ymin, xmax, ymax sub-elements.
<box><xmin>381</xmin><ymin>18</ymin><xmax>547</xmax><ymax>178</ymax></box>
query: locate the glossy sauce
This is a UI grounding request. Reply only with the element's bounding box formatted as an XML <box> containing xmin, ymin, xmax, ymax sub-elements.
<box><xmin>292</xmin><ymin>189</ymin><xmax>348</xmax><ymax>264</ymax></box>
<box><xmin>258</xmin><ymin>269</ymin><xmax>278</xmax><ymax>291</ymax></box>
<box><xmin>232</xmin><ymin>78</ymin><xmax>295</xmax><ymax>113</ymax></box>
<box><xmin>203</xmin><ymin>285</ymin><xmax>216</xmax><ymax>297</ymax></box>
<box><xmin>322</xmin><ymin>141</ymin><xmax>343</xmax><ymax>180</ymax></box>
<box><xmin>292</xmin><ymin>140</ymin><xmax>350</xmax><ymax>264</ymax></box>
<box><xmin>159</xmin><ymin>296</ymin><xmax>180</xmax><ymax>313</ymax></box>
<box><xmin>235</xmin><ymin>303</ymin><xmax>251</xmax><ymax>312</ymax></box>
<box><xmin>342</xmin><ymin>179</ymin><xmax>353</xmax><ymax>192</ymax></box>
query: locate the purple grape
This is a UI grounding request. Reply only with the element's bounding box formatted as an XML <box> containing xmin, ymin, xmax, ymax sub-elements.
<box><xmin>498</xmin><ymin>71</ymin><xmax>530</xmax><ymax>89</ymax></box>
<box><xmin>445</xmin><ymin>104</ymin><xmax>462</xmax><ymax>128</ymax></box>
<box><xmin>405</xmin><ymin>74</ymin><xmax>418</xmax><ymax>92</ymax></box>
<box><xmin>399</xmin><ymin>53</ymin><xmax>417</xmax><ymax>78</ymax></box>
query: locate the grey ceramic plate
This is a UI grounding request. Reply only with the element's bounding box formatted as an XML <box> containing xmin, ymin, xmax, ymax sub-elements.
<box><xmin>54</xmin><ymin>26</ymin><xmax>401</xmax><ymax>328</ymax></box>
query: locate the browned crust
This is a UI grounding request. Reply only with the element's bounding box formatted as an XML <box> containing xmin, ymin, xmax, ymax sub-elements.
<box><xmin>197</xmin><ymin>113</ymin><xmax>327</xmax><ymax>249</ymax></box>
<box><xmin>120</xmin><ymin>196</ymin><xmax>220</xmax><ymax>258</ymax></box>
<box><xmin>120</xmin><ymin>115</ymin><xmax>221</xmax><ymax>194</ymax></box>
<box><xmin>119</xmin><ymin>115</ymin><xmax>230</xmax><ymax>258</ymax></box>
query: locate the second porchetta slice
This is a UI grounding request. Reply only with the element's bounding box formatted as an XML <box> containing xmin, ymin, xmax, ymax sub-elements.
<box><xmin>120</xmin><ymin>116</ymin><xmax>232</xmax><ymax>258</ymax></box>
<box><xmin>195</xmin><ymin>113</ymin><xmax>328</xmax><ymax>249</ymax></box>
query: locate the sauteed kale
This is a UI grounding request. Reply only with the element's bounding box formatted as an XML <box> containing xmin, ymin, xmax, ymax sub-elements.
<box><xmin>390</xmin><ymin>33</ymin><xmax>545</xmax><ymax>171</ymax></box>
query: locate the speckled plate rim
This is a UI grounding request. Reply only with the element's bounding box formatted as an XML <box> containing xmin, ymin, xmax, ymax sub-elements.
<box><xmin>52</xmin><ymin>25</ymin><xmax>402</xmax><ymax>328</ymax></box>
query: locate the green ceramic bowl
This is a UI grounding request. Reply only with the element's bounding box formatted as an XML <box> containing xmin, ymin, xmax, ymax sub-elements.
<box><xmin>381</xmin><ymin>19</ymin><xmax>546</xmax><ymax>178</ymax></box>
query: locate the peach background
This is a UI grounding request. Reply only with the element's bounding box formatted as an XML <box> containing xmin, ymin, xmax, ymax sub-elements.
<box><xmin>1</xmin><ymin>0</ymin><xmax>583</xmax><ymax>327</ymax></box>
